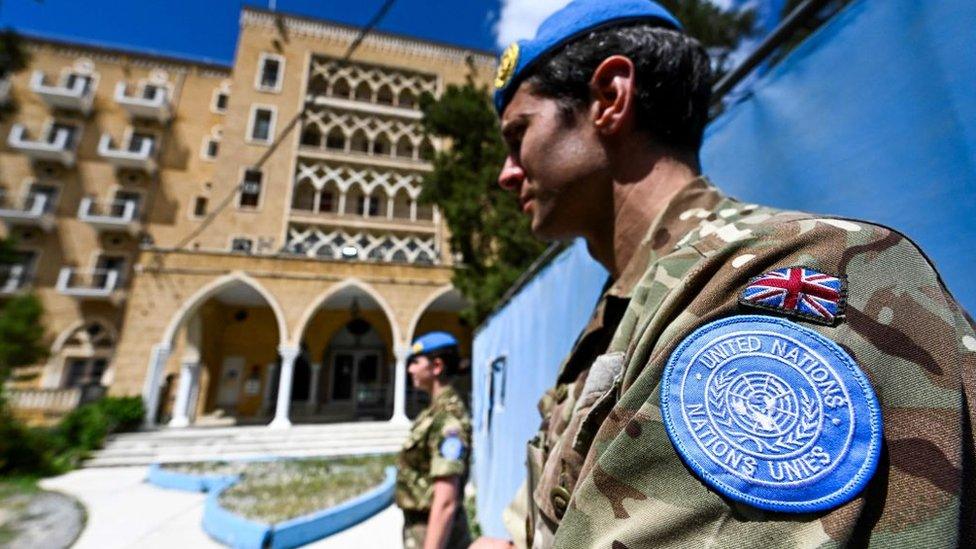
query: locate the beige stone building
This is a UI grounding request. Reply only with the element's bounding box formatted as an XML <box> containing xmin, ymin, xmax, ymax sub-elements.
<box><xmin>0</xmin><ymin>7</ymin><xmax>495</xmax><ymax>428</ymax></box>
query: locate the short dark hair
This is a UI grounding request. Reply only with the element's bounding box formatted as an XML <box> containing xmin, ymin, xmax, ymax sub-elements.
<box><xmin>426</xmin><ymin>347</ymin><xmax>461</xmax><ymax>378</ymax></box>
<box><xmin>524</xmin><ymin>23</ymin><xmax>713</xmax><ymax>153</ymax></box>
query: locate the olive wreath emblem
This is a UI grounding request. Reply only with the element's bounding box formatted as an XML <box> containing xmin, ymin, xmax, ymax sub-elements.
<box><xmin>708</xmin><ymin>368</ymin><xmax>820</xmax><ymax>455</ymax></box>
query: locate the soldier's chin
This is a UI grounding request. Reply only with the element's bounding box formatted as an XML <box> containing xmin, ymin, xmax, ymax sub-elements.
<box><xmin>531</xmin><ymin>213</ymin><xmax>575</xmax><ymax>242</ymax></box>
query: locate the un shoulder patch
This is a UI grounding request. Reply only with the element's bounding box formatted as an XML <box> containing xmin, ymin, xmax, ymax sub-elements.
<box><xmin>439</xmin><ymin>435</ymin><xmax>464</xmax><ymax>461</ymax></box>
<box><xmin>660</xmin><ymin>315</ymin><xmax>882</xmax><ymax>513</ymax></box>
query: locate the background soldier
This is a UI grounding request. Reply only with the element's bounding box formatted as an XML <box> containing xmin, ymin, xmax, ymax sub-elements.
<box><xmin>473</xmin><ymin>0</ymin><xmax>976</xmax><ymax>547</ymax></box>
<box><xmin>396</xmin><ymin>331</ymin><xmax>472</xmax><ymax>549</ymax></box>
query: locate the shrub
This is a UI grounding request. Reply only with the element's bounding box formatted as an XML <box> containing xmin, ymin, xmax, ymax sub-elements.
<box><xmin>0</xmin><ymin>396</ymin><xmax>145</xmax><ymax>475</ymax></box>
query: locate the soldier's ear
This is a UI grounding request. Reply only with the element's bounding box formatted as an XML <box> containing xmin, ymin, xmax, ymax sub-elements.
<box><xmin>431</xmin><ymin>356</ymin><xmax>446</xmax><ymax>377</ymax></box>
<box><xmin>589</xmin><ymin>54</ymin><xmax>637</xmax><ymax>137</ymax></box>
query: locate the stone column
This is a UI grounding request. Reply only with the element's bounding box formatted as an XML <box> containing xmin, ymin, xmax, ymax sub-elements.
<box><xmin>141</xmin><ymin>343</ymin><xmax>172</xmax><ymax>428</ymax></box>
<box><xmin>308</xmin><ymin>362</ymin><xmax>322</xmax><ymax>413</ymax></box>
<box><xmin>168</xmin><ymin>359</ymin><xmax>199</xmax><ymax>428</ymax></box>
<box><xmin>270</xmin><ymin>345</ymin><xmax>300</xmax><ymax>429</ymax></box>
<box><xmin>390</xmin><ymin>344</ymin><xmax>409</xmax><ymax>424</ymax></box>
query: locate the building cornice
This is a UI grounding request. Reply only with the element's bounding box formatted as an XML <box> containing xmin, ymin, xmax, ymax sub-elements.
<box><xmin>21</xmin><ymin>33</ymin><xmax>232</xmax><ymax>77</ymax></box>
<box><xmin>241</xmin><ymin>8</ymin><xmax>497</xmax><ymax>69</ymax></box>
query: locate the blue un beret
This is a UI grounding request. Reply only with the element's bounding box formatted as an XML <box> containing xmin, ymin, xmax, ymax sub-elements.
<box><xmin>493</xmin><ymin>0</ymin><xmax>683</xmax><ymax>115</ymax></box>
<box><xmin>410</xmin><ymin>331</ymin><xmax>459</xmax><ymax>359</ymax></box>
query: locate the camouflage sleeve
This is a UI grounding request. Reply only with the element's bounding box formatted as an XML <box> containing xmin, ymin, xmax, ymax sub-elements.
<box><xmin>555</xmin><ymin>216</ymin><xmax>976</xmax><ymax>548</ymax></box>
<box><xmin>429</xmin><ymin>414</ymin><xmax>467</xmax><ymax>479</ymax></box>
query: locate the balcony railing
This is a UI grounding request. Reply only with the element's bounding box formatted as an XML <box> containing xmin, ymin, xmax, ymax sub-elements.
<box><xmin>78</xmin><ymin>197</ymin><xmax>140</xmax><ymax>234</ymax></box>
<box><xmin>97</xmin><ymin>133</ymin><xmax>157</xmax><ymax>173</ymax></box>
<box><xmin>57</xmin><ymin>267</ymin><xmax>121</xmax><ymax>299</ymax></box>
<box><xmin>0</xmin><ymin>192</ymin><xmax>54</xmax><ymax>231</ymax></box>
<box><xmin>0</xmin><ymin>265</ymin><xmax>27</xmax><ymax>294</ymax></box>
<box><xmin>5</xmin><ymin>387</ymin><xmax>82</xmax><ymax>413</ymax></box>
<box><xmin>114</xmin><ymin>82</ymin><xmax>172</xmax><ymax>122</ymax></box>
<box><xmin>8</xmin><ymin>124</ymin><xmax>77</xmax><ymax>166</ymax></box>
<box><xmin>29</xmin><ymin>70</ymin><xmax>95</xmax><ymax>114</ymax></box>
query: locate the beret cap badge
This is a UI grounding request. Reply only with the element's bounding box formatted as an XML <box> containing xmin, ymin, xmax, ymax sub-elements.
<box><xmin>494</xmin><ymin>42</ymin><xmax>520</xmax><ymax>90</ymax></box>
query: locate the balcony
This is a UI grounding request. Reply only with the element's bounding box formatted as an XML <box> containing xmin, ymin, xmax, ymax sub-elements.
<box><xmin>56</xmin><ymin>267</ymin><xmax>121</xmax><ymax>299</ymax></box>
<box><xmin>77</xmin><ymin>197</ymin><xmax>141</xmax><ymax>235</ymax></box>
<box><xmin>29</xmin><ymin>70</ymin><xmax>95</xmax><ymax>114</ymax></box>
<box><xmin>114</xmin><ymin>82</ymin><xmax>172</xmax><ymax>122</ymax></box>
<box><xmin>0</xmin><ymin>192</ymin><xmax>55</xmax><ymax>231</ymax></box>
<box><xmin>0</xmin><ymin>264</ymin><xmax>28</xmax><ymax>295</ymax></box>
<box><xmin>8</xmin><ymin>124</ymin><xmax>77</xmax><ymax>166</ymax></box>
<box><xmin>97</xmin><ymin>133</ymin><xmax>157</xmax><ymax>173</ymax></box>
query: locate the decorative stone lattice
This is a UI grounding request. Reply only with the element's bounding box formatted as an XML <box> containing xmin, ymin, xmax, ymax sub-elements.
<box><xmin>307</xmin><ymin>55</ymin><xmax>438</xmax><ymax>109</ymax></box>
<box><xmin>299</xmin><ymin>107</ymin><xmax>435</xmax><ymax>162</ymax></box>
<box><xmin>285</xmin><ymin>225</ymin><xmax>438</xmax><ymax>265</ymax></box>
<box><xmin>291</xmin><ymin>160</ymin><xmax>433</xmax><ymax>221</ymax></box>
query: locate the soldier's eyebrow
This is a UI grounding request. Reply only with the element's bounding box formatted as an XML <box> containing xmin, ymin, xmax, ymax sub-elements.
<box><xmin>501</xmin><ymin>114</ymin><xmax>530</xmax><ymax>141</ymax></box>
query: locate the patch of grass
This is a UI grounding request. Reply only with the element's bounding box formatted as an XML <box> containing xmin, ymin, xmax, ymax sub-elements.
<box><xmin>0</xmin><ymin>477</ymin><xmax>39</xmax><ymax>501</ymax></box>
<box><xmin>167</xmin><ymin>454</ymin><xmax>396</xmax><ymax>524</ymax></box>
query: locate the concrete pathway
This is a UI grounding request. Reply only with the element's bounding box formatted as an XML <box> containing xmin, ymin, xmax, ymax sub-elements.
<box><xmin>39</xmin><ymin>466</ymin><xmax>404</xmax><ymax>548</ymax></box>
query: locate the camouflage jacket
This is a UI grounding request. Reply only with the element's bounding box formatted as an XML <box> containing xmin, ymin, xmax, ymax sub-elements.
<box><xmin>506</xmin><ymin>178</ymin><xmax>976</xmax><ymax>548</ymax></box>
<box><xmin>396</xmin><ymin>385</ymin><xmax>472</xmax><ymax>512</ymax></box>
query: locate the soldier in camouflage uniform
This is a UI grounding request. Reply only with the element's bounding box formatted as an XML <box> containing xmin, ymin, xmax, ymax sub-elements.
<box><xmin>396</xmin><ymin>331</ymin><xmax>473</xmax><ymax>549</ymax></box>
<box><xmin>472</xmin><ymin>1</ymin><xmax>976</xmax><ymax>548</ymax></box>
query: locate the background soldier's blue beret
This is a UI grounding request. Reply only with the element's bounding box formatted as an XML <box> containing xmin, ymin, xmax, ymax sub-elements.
<box><xmin>410</xmin><ymin>331</ymin><xmax>459</xmax><ymax>359</ymax></box>
<box><xmin>493</xmin><ymin>0</ymin><xmax>683</xmax><ymax>115</ymax></box>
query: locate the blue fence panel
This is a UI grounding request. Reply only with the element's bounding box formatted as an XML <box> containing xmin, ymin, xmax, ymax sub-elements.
<box><xmin>472</xmin><ymin>239</ymin><xmax>607</xmax><ymax>537</ymax></box>
<box><xmin>702</xmin><ymin>0</ymin><xmax>976</xmax><ymax>313</ymax></box>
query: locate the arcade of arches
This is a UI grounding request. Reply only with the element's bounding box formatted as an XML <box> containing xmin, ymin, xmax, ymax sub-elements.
<box><xmin>148</xmin><ymin>278</ymin><xmax>471</xmax><ymax>428</ymax></box>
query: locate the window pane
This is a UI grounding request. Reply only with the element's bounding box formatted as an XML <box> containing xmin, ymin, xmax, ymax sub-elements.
<box><xmin>216</xmin><ymin>93</ymin><xmax>228</xmax><ymax>110</ymax></box>
<box><xmin>261</xmin><ymin>59</ymin><xmax>280</xmax><ymax>88</ymax></box>
<box><xmin>231</xmin><ymin>238</ymin><xmax>253</xmax><ymax>253</ymax></box>
<box><xmin>252</xmin><ymin>110</ymin><xmax>272</xmax><ymax>140</ymax></box>
<box><xmin>65</xmin><ymin>359</ymin><xmax>88</xmax><ymax>388</ymax></box>
<box><xmin>194</xmin><ymin>196</ymin><xmax>208</xmax><ymax>217</ymax></box>
<box><xmin>207</xmin><ymin>139</ymin><xmax>219</xmax><ymax>157</ymax></box>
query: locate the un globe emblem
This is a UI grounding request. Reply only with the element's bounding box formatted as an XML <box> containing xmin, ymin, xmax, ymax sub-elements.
<box><xmin>660</xmin><ymin>315</ymin><xmax>883</xmax><ymax>513</ymax></box>
<box><xmin>726</xmin><ymin>372</ymin><xmax>802</xmax><ymax>438</ymax></box>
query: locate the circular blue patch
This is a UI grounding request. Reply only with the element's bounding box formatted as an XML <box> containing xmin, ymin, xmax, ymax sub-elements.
<box><xmin>439</xmin><ymin>436</ymin><xmax>464</xmax><ymax>461</ymax></box>
<box><xmin>660</xmin><ymin>315</ymin><xmax>882</xmax><ymax>513</ymax></box>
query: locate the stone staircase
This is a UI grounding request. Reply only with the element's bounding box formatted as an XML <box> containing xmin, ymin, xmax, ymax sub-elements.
<box><xmin>84</xmin><ymin>421</ymin><xmax>411</xmax><ymax>467</ymax></box>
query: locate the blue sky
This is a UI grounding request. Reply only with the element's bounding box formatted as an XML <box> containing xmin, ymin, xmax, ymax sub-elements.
<box><xmin>0</xmin><ymin>0</ymin><xmax>504</xmax><ymax>66</ymax></box>
<box><xmin>0</xmin><ymin>1</ymin><xmax>781</xmax><ymax>68</ymax></box>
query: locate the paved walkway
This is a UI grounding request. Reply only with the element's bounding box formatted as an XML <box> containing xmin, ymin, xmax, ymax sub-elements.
<box><xmin>40</xmin><ymin>466</ymin><xmax>403</xmax><ymax>548</ymax></box>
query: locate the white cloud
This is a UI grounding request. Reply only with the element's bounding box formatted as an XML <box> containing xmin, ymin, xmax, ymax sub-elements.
<box><xmin>492</xmin><ymin>0</ymin><xmax>572</xmax><ymax>49</ymax></box>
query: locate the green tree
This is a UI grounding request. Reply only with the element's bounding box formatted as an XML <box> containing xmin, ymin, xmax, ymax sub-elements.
<box><xmin>419</xmin><ymin>81</ymin><xmax>547</xmax><ymax>324</ymax></box>
<box><xmin>658</xmin><ymin>0</ymin><xmax>757</xmax><ymax>74</ymax></box>
<box><xmin>0</xmin><ymin>29</ymin><xmax>29</xmax><ymax>78</ymax></box>
<box><xmin>0</xmin><ymin>294</ymin><xmax>46</xmax><ymax>388</ymax></box>
<box><xmin>420</xmin><ymin>4</ymin><xmax>758</xmax><ymax>324</ymax></box>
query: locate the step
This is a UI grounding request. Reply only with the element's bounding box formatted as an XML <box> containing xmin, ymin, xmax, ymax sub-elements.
<box><xmin>83</xmin><ymin>444</ymin><xmax>404</xmax><ymax>467</ymax></box>
<box><xmin>102</xmin><ymin>428</ymin><xmax>409</xmax><ymax>449</ymax></box>
<box><xmin>95</xmin><ymin>435</ymin><xmax>408</xmax><ymax>458</ymax></box>
<box><xmin>84</xmin><ymin>421</ymin><xmax>412</xmax><ymax>468</ymax></box>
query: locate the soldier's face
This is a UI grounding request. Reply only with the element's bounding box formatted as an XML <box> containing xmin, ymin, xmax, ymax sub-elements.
<box><xmin>408</xmin><ymin>355</ymin><xmax>436</xmax><ymax>393</ymax></box>
<box><xmin>498</xmin><ymin>84</ymin><xmax>610</xmax><ymax>240</ymax></box>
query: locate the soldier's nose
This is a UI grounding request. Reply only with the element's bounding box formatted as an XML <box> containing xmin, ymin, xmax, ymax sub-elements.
<box><xmin>498</xmin><ymin>156</ymin><xmax>525</xmax><ymax>192</ymax></box>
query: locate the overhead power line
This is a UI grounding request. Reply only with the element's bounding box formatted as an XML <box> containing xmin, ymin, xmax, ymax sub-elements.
<box><xmin>169</xmin><ymin>0</ymin><xmax>397</xmax><ymax>252</ymax></box>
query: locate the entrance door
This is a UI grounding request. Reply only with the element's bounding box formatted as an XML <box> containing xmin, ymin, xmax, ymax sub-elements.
<box><xmin>217</xmin><ymin>356</ymin><xmax>245</xmax><ymax>408</ymax></box>
<box><xmin>329</xmin><ymin>350</ymin><xmax>383</xmax><ymax>406</ymax></box>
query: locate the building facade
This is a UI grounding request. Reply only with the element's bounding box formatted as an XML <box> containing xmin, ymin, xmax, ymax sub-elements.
<box><xmin>0</xmin><ymin>7</ymin><xmax>495</xmax><ymax>427</ymax></box>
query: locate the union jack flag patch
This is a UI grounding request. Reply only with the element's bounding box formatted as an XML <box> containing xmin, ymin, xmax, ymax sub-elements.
<box><xmin>738</xmin><ymin>266</ymin><xmax>846</xmax><ymax>325</ymax></box>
